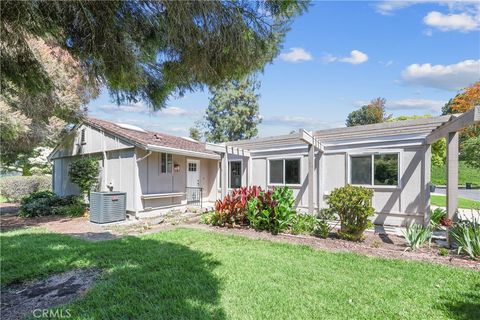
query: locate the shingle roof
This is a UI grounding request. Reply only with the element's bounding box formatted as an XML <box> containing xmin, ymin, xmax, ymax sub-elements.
<box><xmin>84</xmin><ymin>117</ymin><xmax>216</xmax><ymax>156</ymax></box>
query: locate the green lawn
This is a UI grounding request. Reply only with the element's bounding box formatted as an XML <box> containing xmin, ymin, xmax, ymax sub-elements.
<box><xmin>1</xmin><ymin>228</ymin><xmax>479</xmax><ymax>319</ymax></box>
<box><xmin>431</xmin><ymin>161</ymin><xmax>480</xmax><ymax>187</ymax></box>
<box><xmin>431</xmin><ymin>195</ymin><xmax>480</xmax><ymax>210</ymax></box>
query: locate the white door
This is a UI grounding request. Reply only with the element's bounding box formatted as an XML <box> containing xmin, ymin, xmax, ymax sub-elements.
<box><xmin>187</xmin><ymin>159</ymin><xmax>200</xmax><ymax>187</ymax></box>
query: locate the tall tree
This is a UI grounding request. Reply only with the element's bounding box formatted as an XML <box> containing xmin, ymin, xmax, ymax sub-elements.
<box><xmin>202</xmin><ymin>77</ymin><xmax>261</xmax><ymax>143</ymax></box>
<box><xmin>346</xmin><ymin>97</ymin><xmax>391</xmax><ymax>127</ymax></box>
<box><xmin>1</xmin><ymin>1</ymin><xmax>307</xmax><ymax>112</ymax></box>
<box><xmin>0</xmin><ymin>38</ymin><xmax>95</xmax><ymax>167</ymax></box>
<box><xmin>442</xmin><ymin>81</ymin><xmax>480</xmax><ymax>115</ymax></box>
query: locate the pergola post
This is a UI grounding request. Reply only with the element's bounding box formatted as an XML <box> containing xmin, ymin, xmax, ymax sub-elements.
<box><xmin>446</xmin><ymin>131</ymin><xmax>459</xmax><ymax>222</ymax></box>
<box><xmin>221</xmin><ymin>152</ymin><xmax>228</xmax><ymax>198</ymax></box>
<box><xmin>308</xmin><ymin>144</ymin><xmax>314</xmax><ymax>213</ymax></box>
<box><xmin>247</xmin><ymin>155</ymin><xmax>252</xmax><ymax>187</ymax></box>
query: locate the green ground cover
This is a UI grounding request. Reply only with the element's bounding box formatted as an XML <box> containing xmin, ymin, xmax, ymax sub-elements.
<box><xmin>431</xmin><ymin>195</ymin><xmax>480</xmax><ymax>210</ymax></box>
<box><xmin>431</xmin><ymin>161</ymin><xmax>480</xmax><ymax>187</ymax></box>
<box><xmin>1</xmin><ymin>228</ymin><xmax>479</xmax><ymax>319</ymax></box>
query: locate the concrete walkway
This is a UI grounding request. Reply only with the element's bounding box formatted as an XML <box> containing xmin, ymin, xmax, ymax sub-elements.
<box><xmin>434</xmin><ymin>187</ymin><xmax>480</xmax><ymax>201</ymax></box>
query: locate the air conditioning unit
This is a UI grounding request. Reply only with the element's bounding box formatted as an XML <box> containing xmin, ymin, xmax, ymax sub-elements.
<box><xmin>90</xmin><ymin>192</ymin><xmax>126</xmax><ymax>224</ymax></box>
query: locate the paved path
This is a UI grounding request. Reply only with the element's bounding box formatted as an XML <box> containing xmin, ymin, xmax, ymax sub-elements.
<box><xmin>434</xmin><ymin>187</ymin><xmax>480</xmax><ymax>201</ymax></box>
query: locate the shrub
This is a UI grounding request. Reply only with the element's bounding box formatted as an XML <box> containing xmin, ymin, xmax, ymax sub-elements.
<box><xmin>291</xmin><ymin>214</ymin><xmax>316</xmax><ymax>235</ymax></box>
<box><xmin>0</xmin><ymin>175</ymin><xmax>51</xmax><ymax>202</ymax></box>
<box><xmin>313</xmin><ymin>208</ymin><xmax>336</xmax><ymax>239</ymax></box>
<box><xmin>429</xmin><ymin>208</ymin><xmax>446</xmax><ymax>228</ymax></box>
<box><xmin>438</xmin><ymin>247</ymin><xmax>449</xmax><ymax>257</ymax></box>
<box><xmin>19</xmin><ymin>190</ymin><xmax>85</xmax><ymax>218</ymax></box>
<box><xmin>327</xmin><ymin>185</ymin><xmax>375</xmax><ymax>241</ymax></box>
<box><xmin>19</xmin><ymin>190</ymin><xmax>56</xmax><ymax>217</ymax></box>
<box><xmin>69</xmin><ymin>157</ymin><xmax>100</xmax><ymax>195</ymax></box>
<box><xmin>402</xmin><ymin>223</ymin><xmax>433</xmax><ymax>251</ymax></box>
<box><xmin>451</xmin><ymin>218</ymin><xmax>480</xmax><ymax>259</ymax></box>
<box><xmin>246</xmin><ymin>186</ymin><xmax>296</xmax><ymax>234</ymax></box>
<box><xmin>214</xmin><ymin>186</ymin><xmax>263</xmax><ymax>226</ymax></box>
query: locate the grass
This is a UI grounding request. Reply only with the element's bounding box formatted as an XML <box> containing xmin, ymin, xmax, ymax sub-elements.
<box><xmin>431</xmin><ymin>195</ymin><xmax>480</xmax><ymax>210</ymax></box>
<box><xmin>0</xmin><ymin>195</ymin><xmax>7</xmax><ymax>203</ymax></box>
<box><xmin>431</xmin><ymin>161</ymin><xmax>480</xmax><ymax>187</ymax></box>
<box><xmin>1</xmin><ymin>228</ymin><xmax>479</xmax><ymax>319</ymax></box>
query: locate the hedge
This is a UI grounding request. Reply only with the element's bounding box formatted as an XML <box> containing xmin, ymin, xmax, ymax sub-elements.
<box><xmin>0</xmin><ymin>175</ymin><xmax>52</xmax><ymax>202</ymax></box>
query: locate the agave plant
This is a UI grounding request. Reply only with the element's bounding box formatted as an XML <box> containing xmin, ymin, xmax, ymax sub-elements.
<box><xmin>402</xmin><ymin>223</ymin><xmax>433</xmax><ymax>251</ymax></box>
<box><xmin>451</xmin><ymin>218</ymin><xmax>480</xmax><ymax>260</ymax></box>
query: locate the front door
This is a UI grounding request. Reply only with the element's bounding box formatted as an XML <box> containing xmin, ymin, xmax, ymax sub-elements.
<box><xmin>187</xmin><ymin>159</ymin><xmax>200</xmax><ymax>187</ymax></box>
<box><xmin>186</xmin><ymin>159</ymin><xmax>201</xmax><ymax>205</ymax></box>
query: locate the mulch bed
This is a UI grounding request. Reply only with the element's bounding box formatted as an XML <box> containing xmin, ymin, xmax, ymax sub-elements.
<box><xmin>184</xmin><ymin>222</ymin><xmax>480</xmax><ymax>271</ymax></box>
<box><xmin>0</xmin><ymin>268</ymin><xmax>101</xmax><ymax>320</ymax></box>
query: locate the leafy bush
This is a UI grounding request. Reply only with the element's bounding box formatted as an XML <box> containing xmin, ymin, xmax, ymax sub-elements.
<box><xmin>0</xmin><ymin>175</ymin><xmax>51</xmax><ymax>202</ymax></box>
<box><xmin>69</xmin><ymin>157</ymin><xmax>100</xmax><ymax>194</ymax></box>
<box><xmin>327</xmin><ymin>185</ymin><xmax>375</xmax><ymax>241</ymax></box>
<box><xmin>402</xmin><ymin>223</ymin><xmax>433</xmax><ymax>251</ymax></box>
<box><xmin>313</xmin><ymin>208</ymin><xmax>336</xmax><ymax>239</ymax></box>
<box><xmin>19</xmin><ymin>191</ymin><xmax>85</xmax><ymax>217</ymax></box>
<box><xmin>19</xmin><ymin>190</ymin><xmax>56</xmax><ymax>217</ymax></box>
<box><xmin>430</xmin><ymin>208</ymin><xmax>447</xmax><ymax>228</ymax></box>
<box><xmin>291</xmin><ymin>214</ymin><xmax>316</xmax><ymax>235</ymax></box>
<box><xmin>246</xmin><ymin>186</ymin><xmax>296</xmax><ymax>234</ymax></box>
<box><xmin>438</xmin><ymin>247</ymin><xmax>449</xmax><ymax>257</ymax></box>
<box><xmin>451</xmin><ymin>218</ymin><xmax>480</xmax><ymax>259</ymax></box>
<box><xmin>213</xmin><ymin>186</ymin><xmax>263</xmax><ymax>226</ymax></box>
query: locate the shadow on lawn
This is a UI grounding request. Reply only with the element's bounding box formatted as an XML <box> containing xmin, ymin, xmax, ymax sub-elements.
<box><xmin>439</xmin><ymin>283</ymin><xmax>480</xmax><ymax>320</ymax></box>
<box><xmin>1</xmin><ymin>231</ymin><xmax>226</xmax><ymax>319</ymax></box>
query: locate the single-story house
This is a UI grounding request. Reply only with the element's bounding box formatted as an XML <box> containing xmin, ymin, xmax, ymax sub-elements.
<box><xmin>49</xmin><ymin>106</ymin><xmax>479</xmax><ymax>226</ymax></box>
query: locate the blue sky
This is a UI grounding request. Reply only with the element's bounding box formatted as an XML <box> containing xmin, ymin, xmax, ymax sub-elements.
<box><xmin>88</xmin><ymin>1</ymin><xmax>480</xmax><ymax>137</ymax></box>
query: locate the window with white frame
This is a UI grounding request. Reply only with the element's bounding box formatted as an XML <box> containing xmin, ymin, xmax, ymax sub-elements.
<box><xmin>350</xmin><ymin>153</ymin><xmax>399</xmax><ymax>186</ymax></box>
<box><xmin>229</xmin><ymin>161</ymin><xmax>242</xmax><ymax>189</ymax></box>
<box><xmin>159</xmin><ymin>153</ymin><xmax>173</xmax><ymax>174</ymax></box>
<box><xmin>269</xmin><ymin>158</ymin><xmax>300</xmax><ymax>185</ymax></box>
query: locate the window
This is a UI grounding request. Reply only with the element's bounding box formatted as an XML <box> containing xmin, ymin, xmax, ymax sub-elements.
<box><xmin>350</xmin><ymin>155</ymin><xmax>372</xmax><ymax>185</ymax></box>
<box><xmin>269</xmin><ymin>158</ymin><xmax>301</xmax><ymax>185</ymax></box>
<box><xmin>350</xmin><ymin>153</ymin><xmax>399</xmax><ymax>187</ymax></box>
<box><xmin>188</xmin><ymin>162</ymin><xmax>197</xmax><ymax>172</ymax></box>
<box><xmin>229</xmin><ymin>161</ymin><xmax>242</xmax><ymax>189</ymax></box>
<box><xmin>374</xmin><ymin>154</ymin><xmax>398</xmax><ymax>186</ymax></box>
<box><xmin>160</xmin><ymin>153</ymin><xmax>173</xmax><ymax>173</ymax></box>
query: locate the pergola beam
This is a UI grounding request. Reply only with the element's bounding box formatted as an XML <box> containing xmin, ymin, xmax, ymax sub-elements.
<box><xmin>426</xmin><ymin>106</ymin><xmax>479</xmax><ymax>144</ymax></box>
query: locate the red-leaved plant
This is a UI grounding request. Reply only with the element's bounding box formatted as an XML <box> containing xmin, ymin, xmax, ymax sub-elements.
<box><xmin>440</xmin><ymin>216</ymin><xmax>453</xmax><ymax>228</ymax></box>
<box><xmin>214</xmin><ymin>186</ymin><xmax>264</xmax><ymax>226</ymax></box>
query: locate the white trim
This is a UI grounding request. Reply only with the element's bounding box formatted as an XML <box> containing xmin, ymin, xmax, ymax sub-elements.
<box><xmin>322</xmin><ymin>134</ymin><xmax>426</xmax><ymax>148</ymax></box>
<box><xmin>267</xmin><ymin>156</ymin><xmax>302</xmax><ymax>187</ymax></box>
<box><xmin>228</xmin><ymin>159</ymin><xmax>243</xmax><ymax>189</ymax></box>
<box><xmin>323</xmin><ymin>140</ymin><xmax>423</xmax><ymax>154</ymax></box>
<box><xmin>146</xmin><ymin>144</ymin><xmax>220</xmax><ymax>160</ymax></box>
<box><xmin>346</xmin><ymin>150</ymin><xmax>402</xmax><ymax>189</ymax></box>
<box><xmin>250</xmin><ymin>145</ymin><xmax>308</xmax><ymax>154</ymax></box>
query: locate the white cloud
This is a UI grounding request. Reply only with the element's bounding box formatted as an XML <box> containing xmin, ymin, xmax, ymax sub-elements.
<box><xmin>261</xmin><ymin>115</ymin><xmax>343</xmax><ymax>130</ymax></box>
<box><xmin>386</xmin><ymin>99</ymin><xmax>445</xmax><ymax>112</ymax></box>
<box><xmin>375</xmin><ymin>1</ymin><xmax>419</xmax><ymax>15</ymax></box>
<box><xmin>161</xmin><ymin>106</ymin><xmax>188</xmax><ymax>116</ymax></box>
<box><xmin>279</xmin><ymin>47</ymin><xmax>313</xmax><ymax>62</ymax></box>
<box><xmin>401</xmin><ymin>59</ymin><xmax>480</xmax><ymax>90</ymax></box>
<box><xmin>323</xmin><ymin>50</ymin><xmax>368</xmax><ymax>65</ymax></box>
<box><xmin>423</xmin><ymin>11</ymin><xmax>479</xmax><ymax>31</ymax></box>
<box><xmin>92</xmin><ymin>103</ymin><xmax>190</xmax><ymax>117</ymax></box>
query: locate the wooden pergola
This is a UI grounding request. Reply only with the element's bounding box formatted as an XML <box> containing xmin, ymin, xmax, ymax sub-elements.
<box><xmin>426</xmin><ymin>106</ymin><xmax>480</xmax><ymax>221</ymax></box>
<box><xmin>207</xmin><ymin>130</ymin><xmax>323</xmax><ymax>213</ymax></box>
<box><xmin>206</xmin><ymin>106</ymin><xmax>479</xmax><ymax>220</ymax></box>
